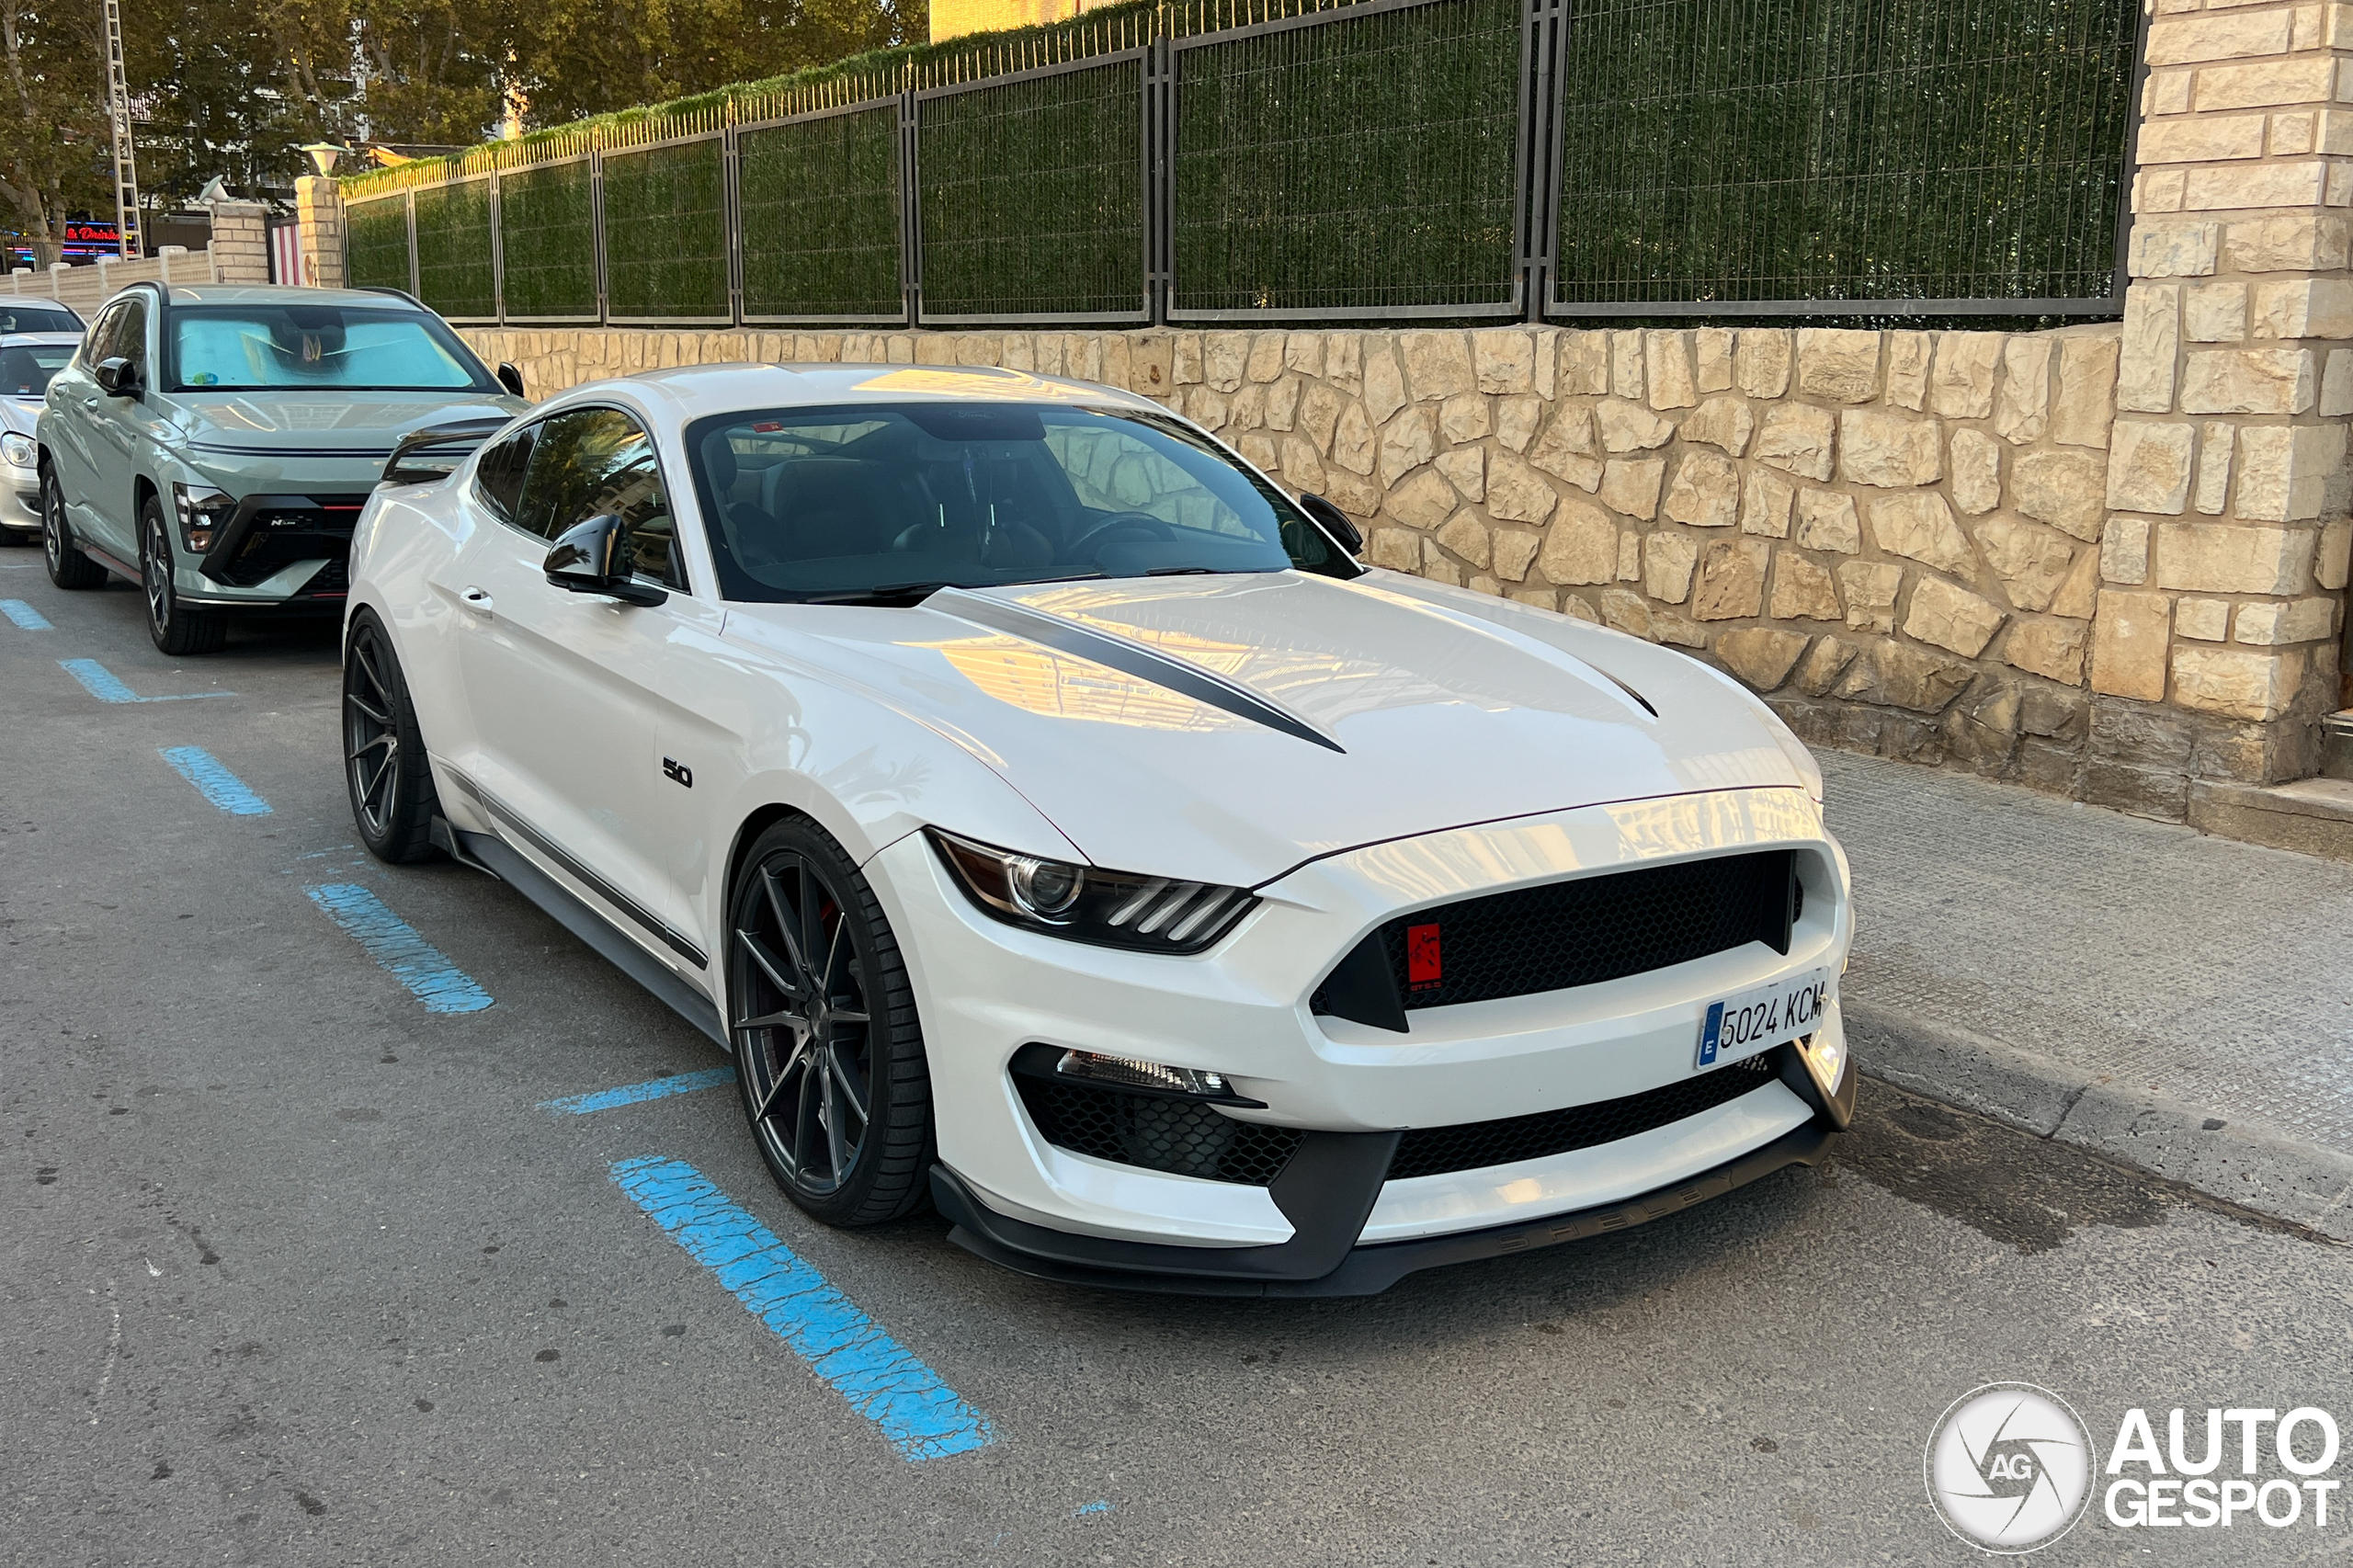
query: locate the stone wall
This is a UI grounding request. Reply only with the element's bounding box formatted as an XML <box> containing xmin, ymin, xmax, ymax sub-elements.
<box><xmin>2098</xmin><ymin>0</ymin><xmax>2353</xmax><ymax>818</ymax></box>
<box><xmin>458</xmin><ymin>319</ymin><xmax>2347</xmax><ymax>813</ymax></box>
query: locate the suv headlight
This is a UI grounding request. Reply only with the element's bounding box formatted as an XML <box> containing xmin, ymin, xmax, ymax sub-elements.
<box><xmin>0</xmin><ymin>433</ymin><xmax>32</xmax><ymax>469</ymax></box>
<box><xmin>172</xmin><ymin>483</ymin><xmax>235</xmax><ymax>552</ymax></box>
<box><xmin>928</xmin><ymin>829</ymin><xmax>1257</xmax><ymax>953</ymax></box>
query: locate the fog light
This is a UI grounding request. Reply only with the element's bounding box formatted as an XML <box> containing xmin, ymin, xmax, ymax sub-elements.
<box><xmin>1794</xmin><ymin>1028</ymin><xmax>1847</xmax><ymax>1096</ymax></box>
<box><xmin>1055</xmin><ymin>1050</ymin><xmax>1230</xmax><ymax>1098</ymax></box>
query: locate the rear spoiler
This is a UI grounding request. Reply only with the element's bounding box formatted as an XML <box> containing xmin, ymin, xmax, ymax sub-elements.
<box><xmin>381</xmin><ymin>417</ymin><xmax>513</xmax><ymax>487</ymax></box>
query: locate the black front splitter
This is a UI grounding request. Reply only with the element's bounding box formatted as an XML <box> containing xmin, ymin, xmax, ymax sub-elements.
<box><xmin>932</xmin><ymin>1116</ymin><xmax>1837</xmax><ymax>1299</ymax></box>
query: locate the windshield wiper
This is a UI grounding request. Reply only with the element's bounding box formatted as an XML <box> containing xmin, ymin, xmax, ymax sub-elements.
<box><xmin>794</xmin><ymin>581</ymin><xmax>958</xmax><ymax>606</ymax></box>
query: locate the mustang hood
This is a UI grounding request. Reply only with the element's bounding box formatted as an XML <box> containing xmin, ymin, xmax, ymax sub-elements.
<box><xmin>733</xmin><ymin>573</ymin><xmax>1809</xmax><ymax>888</ymax></box>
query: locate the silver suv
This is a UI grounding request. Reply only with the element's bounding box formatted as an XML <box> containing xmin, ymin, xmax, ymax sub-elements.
<box><xmin>38</xmin><ymin>281</ymin><xmax>527</xmax><ymax>653</ymax></box>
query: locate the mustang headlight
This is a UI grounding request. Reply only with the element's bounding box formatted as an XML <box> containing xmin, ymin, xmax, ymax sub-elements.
<box><xmin>0</xmin><ymin>432</ymin><xmax>32</xmax><ymax>469</ymax></box>
<box><xmin>927</xmin><ymin>829</ymin><xmax>1257</xmax><ymax>953</ymax></box>
<box><xmin>172</xmin><ymin>483</ymin><xmax>236</xmax><ymax>552</ymax></box>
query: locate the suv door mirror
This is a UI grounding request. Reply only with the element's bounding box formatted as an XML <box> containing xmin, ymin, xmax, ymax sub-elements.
<box><xmin>94</xmin><ymin>356</ymin><xmax>139</xmax><ymax>398</ymax></box>
<box><xmin>494</xmin><ymin>362</ymin><xmax>527</xmax><ymax>399</ymax></box>
<box><xmin>1296</xmin><ymin>492</ymin><xmax>1362</xmax><ymax>554</ymax></box>
<box><xmin>544</xmin><ymin>514</ymin><xmax>665</xmax><ymax>607</ymax></box>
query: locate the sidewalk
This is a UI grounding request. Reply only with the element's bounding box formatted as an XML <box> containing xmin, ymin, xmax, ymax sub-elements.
<box><xmin>1823</xmin><ymin>750</ymin><xmax>2353</xmax><ymax>1241</ymax></box>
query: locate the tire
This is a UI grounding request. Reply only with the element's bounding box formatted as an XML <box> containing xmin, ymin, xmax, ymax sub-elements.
<box><xmin>729</xmin><ymin>817</ymin><xmax>933</xmax><ymax>1227</ymax></box>
<box><xmin>343</xmin><ymin>610</ymin><xmax>443</xmax><ymax>864</ymax></box>
<box><xmin>40</xmin><ymin>462</ymin><xmax>105</xmax><ymax>589</ymax></box>
<box><xmin>142</xmin><ymin>494</ymin><xmax>225</xmax><ymax>654</ymax></box>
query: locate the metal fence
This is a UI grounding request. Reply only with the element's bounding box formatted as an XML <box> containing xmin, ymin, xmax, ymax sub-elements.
<box><xmin>340</xmin><ymin>0</ymin><xmax>2141</xmax><ymax>328</ymax></box>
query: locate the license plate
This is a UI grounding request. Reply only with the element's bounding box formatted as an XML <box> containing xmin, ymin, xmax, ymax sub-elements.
<box><xmin>1696</xmin><ymin>969</ymin><xmax>1832</xmax><ymax>1071</ymax></box>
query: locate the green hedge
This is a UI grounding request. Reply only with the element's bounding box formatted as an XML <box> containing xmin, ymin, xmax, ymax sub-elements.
<box><xmin>740</xmin><ymin>105</ymin><xmax>903</xmax><ymax>319</ymax></box>
<box><xmin>603</xmin><ymin>138</ymin><xmax>731</xmax><ymax>321</ymax></box>
<box><xmin>1174</xmin><ymin>0</ymin><xmax>1521</xmax><ymax>314</ymax></box>
<box><xmin>1554</xmin><ymin>0</ymin><xmax>2138</xmax><ymax>305</ymax></box>
<box><xmin>917</xmin><ymin>60</ymin><xmax>1145</xmax><ymax>319</ymax></box>
<box><xmin>345</xmin><ymin>198</ymin><xmax>412</xmax><ymax>292</ymax></box>
<box><xmin>413</xmin><ymin>179</ymin><xmax>496</xmax><ymax>319</ymax></box>
<box><xmin>498</xmin><ymin>160</ymin><xmax>599</xmax><ymax>319</ymax></box>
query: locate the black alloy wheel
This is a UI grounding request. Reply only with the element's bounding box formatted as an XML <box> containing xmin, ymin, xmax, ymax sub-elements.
<box><xmin>40</xmin><ymin>462</ymin><xmax>104</xmax><ymax>588</ymax></box>
<box><xmin>142</xmin><ymin>495</ymin><xmax>224</xmax><ymax>654</ymax></box>
<box><xmin>730</xmin><ymin>818</ymin><xmax>932</xmax><ymax>1226</ymax></box>
<box><xmin>343</xmin><ymin>611</ymin><xmax>442</xmax><ymax>863</ymax></box>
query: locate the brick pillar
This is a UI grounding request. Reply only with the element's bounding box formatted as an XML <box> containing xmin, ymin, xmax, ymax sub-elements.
<box><xmin>204</xmin><ymin>199</ymin><xmax>270</xmax><ymax>284</ymax></box>
<box><xmin>295</xmin><ymin>176</ymin><xmax>346</xmax><ymax>289</ymax></box>
<box><xmin>2090</xmin><ymin>0</ymin><xmax>2353</xmax><ymax>812</ymax></box>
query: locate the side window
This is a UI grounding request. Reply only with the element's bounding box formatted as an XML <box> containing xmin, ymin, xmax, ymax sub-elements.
<box><xmin>110</xmin><ymin>297</ymin><xmax>149</xmax><ymax>374</ymax></box>
<box><xmin>512</xmin><ymin>407</ymin><xmax>686</xmax><ymax>588</ymax></box>
<box><xmin>473</xmin><ymin>426</ymin><xmax>536</xmax><ymax>526</ymax></box>
<box><xmin>79</xmin><ymin>302</ymin><xmax>125</xmax><ymax>368</ymax></box>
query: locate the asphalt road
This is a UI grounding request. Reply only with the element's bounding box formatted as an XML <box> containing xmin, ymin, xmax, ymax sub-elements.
<box><xmin>4</xmin><ymin>551</ymin><xmax>2349</xmax><ymax>1567</ymax></box>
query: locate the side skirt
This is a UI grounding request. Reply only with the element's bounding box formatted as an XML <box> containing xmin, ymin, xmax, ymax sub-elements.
<box><xmin>435</xmin><ymin>817</ymin><xmax>727</xmax><ymax>1048</ymax></box>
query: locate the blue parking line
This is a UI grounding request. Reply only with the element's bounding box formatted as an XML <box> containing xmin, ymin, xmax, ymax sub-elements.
<box><xmin>303</xmin><ymin>883</ymin><xmax>493</xmax><ymax>1014</ymax></box>
<box><xmin>60</xmin><ymin>658</ymin><xmax>231</xmax><ymax>703</ymax></box>
<box><xmin>1</xmin><ymin>598</ymin><xmax>51</xmax><ymax>629</ymax></box>
<box><xmin>609</xmin><ymin>1156</ymin><xmax>995</xmax><ymax>1461</ymax></box>
<box><xmin>160</xmin><ymin>745</ymin><xmax>272</xmax><ymax>816</ymax></box>
<box><xmin>541</xmin><ymin>1066</ymin><xmax>736</xmax><ymax>1115</ymax></box>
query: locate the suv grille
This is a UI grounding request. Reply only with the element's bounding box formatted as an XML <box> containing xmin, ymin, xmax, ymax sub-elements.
<box><xmin>1389</xmin><ymin>1053</ymin><xmax>1780</xmax><ymax>1181</ymax></box>
<box><xmin>1313</xmin><ymin>849</ymin><xmax>1798</xmax><ymax>1029</ymax></box>
<box><xmin>210</xmin><ymin>495</ymin><xmax>368</xmax><ymax>587</ymax></box>
<box><xmin>1015</xmin><ymin>1074</ymin><xmax>1304</xmax><ymax>1187</ymax></box>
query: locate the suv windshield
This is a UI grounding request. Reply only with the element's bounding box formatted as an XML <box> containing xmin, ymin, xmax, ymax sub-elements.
<box><xmin>685</xmin><ymin>402</ymin><xmax>1352</xmax><ymax>602</ymax></box>
<box><xmin>0</xmin><ymin>340</ymin><xmax>74</xmax><ymax>397</ymax></box>
<box><xmin>0</xmin><ymin>304</ymin><xmax>79</xmax><ymax>334</ymax></box>
<box><xmin>166</xmin><ymin>303</ymin><xmax>494</xmax><ymax>392</ymax></box>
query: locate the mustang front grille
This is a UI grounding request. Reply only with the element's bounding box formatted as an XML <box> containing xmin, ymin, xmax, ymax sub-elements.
<box><xmin>1313</xmin><ymin>849</ymin><xmax>1800</xmax><ymax>1030</ymax></box>
<box><xmin>1014</xmin><ymin>1074</ymin><xmax>1303</xmax><ymax>1187</ymax></box>
<box><xmin>1387</xmin><ymin>1054</ymin><xmax>1780</xmax><ymax>1181</ymax></box>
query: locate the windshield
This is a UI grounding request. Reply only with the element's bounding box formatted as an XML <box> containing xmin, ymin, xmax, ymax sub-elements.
<box><xmin>0</xmin><ymin>341</ymin><xmax>74</xmax><ymax>397</ymax></box>
<box><xmin>0</xmin><ymin>304</ymin><xmax>78</xmax><ymax>334</ymax></box>
<box><xmin>165</xmin><ymin>303</ymin><xmax>493</xmax><ymax>392</ymax></box>
<box><xmin>685</xmin><ymin>402</ymin><xmax>1351</xmax><ymax>601</ymax></box>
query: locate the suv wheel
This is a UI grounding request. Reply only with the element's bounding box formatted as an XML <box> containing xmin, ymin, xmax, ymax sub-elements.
<box><xmin>40</xmin><ymin>462</ymin><xmax>105</xmax><ymax>589</ymax></box>
<box><xmin>344</xmin><ymin>610</ymin><xmax>442</xmax><ymax>863</ymax></box>
<box><xmin>142</xmin><ymin>494</ymin><xmax>225</xmax><ymax>654</ymax></box>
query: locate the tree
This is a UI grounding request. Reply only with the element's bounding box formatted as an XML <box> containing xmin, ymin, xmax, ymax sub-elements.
<box><xmin>0</xmin><ymin>0</ymin><xmax>106</xmax><ymax>266</ymax></box>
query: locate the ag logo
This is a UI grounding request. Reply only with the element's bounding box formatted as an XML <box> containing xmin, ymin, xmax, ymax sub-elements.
<box><xmin>1925</xmin><ymin>1383</ymin><xmax>2095</xmax><ymax>1553</ymax></box>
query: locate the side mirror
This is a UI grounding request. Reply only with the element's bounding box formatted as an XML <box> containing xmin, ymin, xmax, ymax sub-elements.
<box><xmin>494</xmin><ymin>361</ymin><xmax>527</xmax><ymax>399</ymax></box>
<box><xmin>1296</xmin><ymin>492</ymin><xmax>1363</xmax><ymax>554</ymax></box>
<box><xmin>544</xmin><ymin>514</ymin><xmax>665</xmax><ymax>607</ymax></box>
<box><xmin>94</xmin><ymin>356</ymin><xmax>139</xmax><ymax>397</ymax></box>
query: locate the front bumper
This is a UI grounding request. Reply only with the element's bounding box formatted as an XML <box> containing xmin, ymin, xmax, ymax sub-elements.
<box><xmin>933</xmin><ymin>1095</ymin><xmax>1844</xmax><ymax>1297</ymax></box>
<box><xmin>0</xmin><ymin>472</ymin><xmax>38</xmax><ymax>531</ymax></box>
<box><xmin>874</xmin><ymin>785</ymin><xmax>1856</xmax><ymax>1292</ymax></box>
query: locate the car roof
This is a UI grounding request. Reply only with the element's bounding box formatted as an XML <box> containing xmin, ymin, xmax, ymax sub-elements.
<box><xmin>611</xmin><ymin>362</ymin><xmax>1167</xmax><ymax>420</ymax></box>
<box><xmin>137</xmin><ymin>282</ymin><xmax>429</xmax><ymax>311</ymax></box>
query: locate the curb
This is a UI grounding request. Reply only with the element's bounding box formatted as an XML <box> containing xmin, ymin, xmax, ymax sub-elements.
<box><xmin>1845</xmin><ymin>1000</ymin><xmax>2353</xmax><ymax>1244</ymax></box>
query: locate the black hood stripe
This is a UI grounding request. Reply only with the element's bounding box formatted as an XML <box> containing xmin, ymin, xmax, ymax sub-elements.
<box><xmin>938</xmin><ymin>588</ymin><xmax>1347</xmax><ymax>754</ymax></box>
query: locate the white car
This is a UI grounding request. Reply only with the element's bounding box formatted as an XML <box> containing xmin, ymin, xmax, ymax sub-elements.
<box><xmin>345</xmin><ymin>362</ymin><xmax>1856</xmax><ymax>1296</ymax></box>
<box><xmin>0</xmin><ymin>306</ymin><xmax>85</xmax><ymax>543</ymax></box>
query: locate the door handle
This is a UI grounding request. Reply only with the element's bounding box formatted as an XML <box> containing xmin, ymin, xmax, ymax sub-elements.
<box><xmin>460</xmin><ymin>585</ymin><xmax>494</xmax><ymax>616</ymax></box>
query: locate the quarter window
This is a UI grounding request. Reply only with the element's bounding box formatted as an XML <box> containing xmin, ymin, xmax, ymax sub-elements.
<box><xmin>474</xmin><ymin>426</ymin><xmax>536</xmax><ymax>526</ymax></box>
<box><xmin>511</xmin><ymin>407</ymin><xmax>686</xmax><ymax>588</ymax></box>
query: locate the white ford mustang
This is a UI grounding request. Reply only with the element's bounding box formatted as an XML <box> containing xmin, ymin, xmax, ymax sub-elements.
<box><xmin>346</xmin><ymin>362</ymin><xmax>1855</xmax><ymax>1296</ymax></box>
